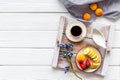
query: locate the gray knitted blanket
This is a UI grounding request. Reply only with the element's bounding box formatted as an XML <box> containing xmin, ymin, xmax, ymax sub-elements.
<box><xmin>59</xmin><ymin>0</ymin><xmax>120</xmax><ymax>23</ymax></box>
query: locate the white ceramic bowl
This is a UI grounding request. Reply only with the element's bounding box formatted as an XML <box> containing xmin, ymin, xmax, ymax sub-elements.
<box><xmin>66</xmin><ymin>21</ymin><xmax>87</xmax><ymax>42</ymax></box>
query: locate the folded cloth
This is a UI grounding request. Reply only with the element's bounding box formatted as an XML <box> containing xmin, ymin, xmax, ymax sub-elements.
<box><xmin>100</xmin><ymin>0</ymin><xmax>120</xmax><ymax>20</ymax></box>
<box><xmin>59</xmin><ymin>0</ymin><xmax>120</xmax><ymax>23</ymax></box>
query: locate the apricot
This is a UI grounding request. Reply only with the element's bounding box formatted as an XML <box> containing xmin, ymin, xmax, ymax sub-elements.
<box><xmin>83</xmin><ymin>13</ymin><xmax>91</xmax><ymax>20</ymax></box>
<box><xmin>95</xmin><ymin>8</ymin><xmax>103</xmax><ymax>16</ymax></box>
<box><xmin>89</xmin><ymin>3</ymin><xmax>98</xmax><ymax>11</ymax></box>
<box><xmin>76</xmin><ymin>54</ymin><xmax>86</xmax><ymax>63</ymax></box>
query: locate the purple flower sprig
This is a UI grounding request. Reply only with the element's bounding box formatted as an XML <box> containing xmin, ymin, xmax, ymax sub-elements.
<box><xmin>59</xmin><ymin>43</ymin><xmax>73</xmax><ymax>58</ymax></box>
<box><xmin>64</xmin><ymin>66</ymin><xmax>70</xmax><ymax>74</ymax></box>
<box><xmin>59</xmin><ymin>43</ymin><xmax>83</xmax><ymax>80</ymax></box>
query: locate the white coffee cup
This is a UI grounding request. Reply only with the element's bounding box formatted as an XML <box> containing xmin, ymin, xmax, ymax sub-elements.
<box><xmin>66</xmin><ymin>21</ymin><xmax>87</xmax><ymax>42</ymax></box>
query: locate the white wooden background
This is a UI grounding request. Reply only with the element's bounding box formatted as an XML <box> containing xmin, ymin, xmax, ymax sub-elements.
<box><xmin>0</xmin><ymin>0</ymin><xmax>119</xmax><ymax>80</ymax></box>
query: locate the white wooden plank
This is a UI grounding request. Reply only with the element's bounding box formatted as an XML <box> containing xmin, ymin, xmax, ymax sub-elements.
<box><xmin>0</xmin><ymin>0</ymin><xmax>67</xmax><ymax>12</ymax></box>
<box><xmin>112</xmin><ymin>31</ymin><xmax>120</xmax><ymax>47</ymax></box>
<box><xmin>0</xmin><ymin>49</ymin><xmax>119</xmax><ymax>66</ymax></box>
<box><xmin>0</xmin><ymin>13</ymin><xmax>120</xmax><ymax>31</ymax></box>
<box><xmin>0</xmin><ymin>49</ymin><xmax>54</xmax><ymax>66</ymax></box>
<box><xmin>0</xmin><ymin>31</ymin><xmax>120</xmax><ymax>47</ymax></box>
<box><xmin>0</xmin><ymin>31</ymin><xmax>57</xmax><ymax>48</ymax></box>
<box><xmin>115</xmin><ymin>19</ymin><xmax>120</xmax><ymax>30</ymax></box>
<box><xmin>103</xmin><ymin>66</ymin><xmax>120</xmax><ymax>80</ymax></box>
<box><xmin>0</xmin><ymin>13</ymin><xmax>69</xmax><ymax>31</ymax></box>
<box><xmin>110</xmin><ymin>49</ymin><xmax>120</xmax><ymax>66</ymax></box>
<box><xmin>0</xmin><ymin>66</ymin><xmax>119</xmax><ymax>80</ymax></box>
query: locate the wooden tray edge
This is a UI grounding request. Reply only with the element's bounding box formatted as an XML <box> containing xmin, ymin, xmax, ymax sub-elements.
<box><xmin>52</xmin><ymin>16</ymin><xmax>66</xmax><ymax>68</ymax></box>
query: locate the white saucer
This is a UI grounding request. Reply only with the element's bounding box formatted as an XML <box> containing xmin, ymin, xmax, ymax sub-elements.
<box><xmin>66</xmin><ymin>21</ymin><xmax>87</xmax><ymax>42</ymax></box>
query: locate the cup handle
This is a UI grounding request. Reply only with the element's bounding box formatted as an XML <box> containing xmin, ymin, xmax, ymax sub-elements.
<box><xmin>85</xmin><ymin>27</ymin><xmax>93</xmax><ymax>39</ymax></box>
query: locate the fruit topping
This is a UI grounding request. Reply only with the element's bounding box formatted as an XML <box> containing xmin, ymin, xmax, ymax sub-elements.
<box><xmin>91</xmin><ymin>63</ymin><xmax>100</xmax><ymax>69</ymax></box>
<box><xmin>76</xmin><ymin>54</ymin><xmax>86</xmax><ymax>63</ymax></box>
<box><xmin>95</xmin><ymin>8</ymin><xmax>103</xmax><ymax>16</ymax></box>
<box><xmin>91</xmin><ymin>53</ymin><xmax>97</xmax><ymax>59</ymax></box>
<box><xmin>83</xmin><ymin>47</ymin><xmax>90</xmax><ymax>55</ymax></box>
<box><xmin>80</xmin><ymin>64</ymin><xmax>86</xmax><ymax>70</ymax></box>
<box><xmin>93</xmin><ymin>55</ymin><xmax>99</xmax><ymax>62</ymax></box>
<box><xmin>89</xmin><ymin>3</ymin><xmax>98</xmax><ymax>11</ymax></box>
<box><xmin>93</xmin><ymin>56</ymin><xmax>100</xmax><ymax>63</ymax></box>
<box><xmin>87</xmin><ymin>48</ymin><xmax>94</xmax><ymax>56</ymax></box>
<box><xmin>85</xmin><ymin>59</ymin><xmax>91</xmax><ymax>67</ymax></box>
<box><xmin>89</xmin><ymin>51</ymin><xmax>95</xmax><ymax>58</ymax></box>
<box><xmin>83</xmin><ymin>13</ymin><xmax>91</xmax><ymax>20</ymax></box>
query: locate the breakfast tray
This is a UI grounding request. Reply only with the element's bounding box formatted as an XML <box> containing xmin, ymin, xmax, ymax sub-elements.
<box><xmin>52</xmin><ymin>16</ymin><xmax>115</xmax><ymax>76</ymax></box>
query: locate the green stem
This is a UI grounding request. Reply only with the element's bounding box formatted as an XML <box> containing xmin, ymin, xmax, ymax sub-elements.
<box><xmin>66</xmin><ymin>58</ymin><xmax>83</xmax><ymax>80</ymax></box>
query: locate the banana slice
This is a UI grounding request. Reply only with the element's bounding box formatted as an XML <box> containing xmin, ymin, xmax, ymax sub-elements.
<box><xmin>93</xmin><ymin>55</ymin><xmax>99</xmax><ymax>62</ymax></box>
<box><xmin>87</xmin><ymin>48</ymin><xmax>94</xmax><ymax>56</ymax></box>
<box><xmin>89</xmin><ymin>51</ymin><xmax>96</xmax><ymax>58</ymax></box>
<box><xmin>94</xmin><ymin>57</ymin><xmax>100</xmax><ymax>63</ymax></box>
<box><xmin>91</xmin><ymin>53</ymin><xmax>97</xmax><ymax>59</ymax></box>
<box><xmin>91</xmin><ymin>63</ymin><xmax>100</xmax><ymax>69</ymax></box>
<box><xmin>83</xmin><ymin>47</ymin><xmax>90</xmax><ymax>55</ymax></box>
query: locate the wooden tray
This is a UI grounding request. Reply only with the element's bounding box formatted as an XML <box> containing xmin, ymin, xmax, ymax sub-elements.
<box><xmin>52</xmin><ymin>16</ymin><xmax>115</xmax><ymax>76</ymax></box>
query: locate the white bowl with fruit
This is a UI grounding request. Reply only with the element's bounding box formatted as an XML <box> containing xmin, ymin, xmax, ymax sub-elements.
<box><xmin>76</xmin><ymin>46</ymin><xmax>101</xmax><ymax>72</ymax></box>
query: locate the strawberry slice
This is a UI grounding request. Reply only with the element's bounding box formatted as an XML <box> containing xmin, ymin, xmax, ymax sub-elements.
<box><xmin>80</xmin><ymin>64</ymin><xmax>86</xmax><ymax>70</ymax></box>
<box><xmin>86</xmin><ymin>59</ymin><xmax>91</xmax><ymax>67</ymax></box>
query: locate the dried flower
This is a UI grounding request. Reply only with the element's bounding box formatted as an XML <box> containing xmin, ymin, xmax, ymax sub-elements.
<box><xmin>59</xmin><ymin>43</ymin><xmax>83</xmax><ymax>80</ymax></box>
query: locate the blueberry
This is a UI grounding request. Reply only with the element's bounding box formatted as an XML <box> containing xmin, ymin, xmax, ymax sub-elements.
<box><xmin>66</xmin><ymin>43</ymin><xmax>73</xmax><ymax>50</ymax></box>
<box><xmin>64</xmin><ymin>66</ymin><xmax>70</xmax><ymax>73</ymax></box>
<box><xmin>68</xmin><ymin>43</ymin><xmax>73</xmax><ymax>47</ymax></box>
<box><xmin>67</xmin><ymin>53</ymin><xmax>73</xmax><ymax>58</ymax></box>
<box><xmin>59</xmin><ymin>43</ymin><xmax>74</xmax><ymax>58</ymax></box>
<box><xmin>59</xmin><ymin>43</ymin><xmax>66</xmax><ymax>49</ymax></box>
<box><xmin>65</xmin><ymin>44</ymin><xmax>70</xmax><ymax>48</ymax></box>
